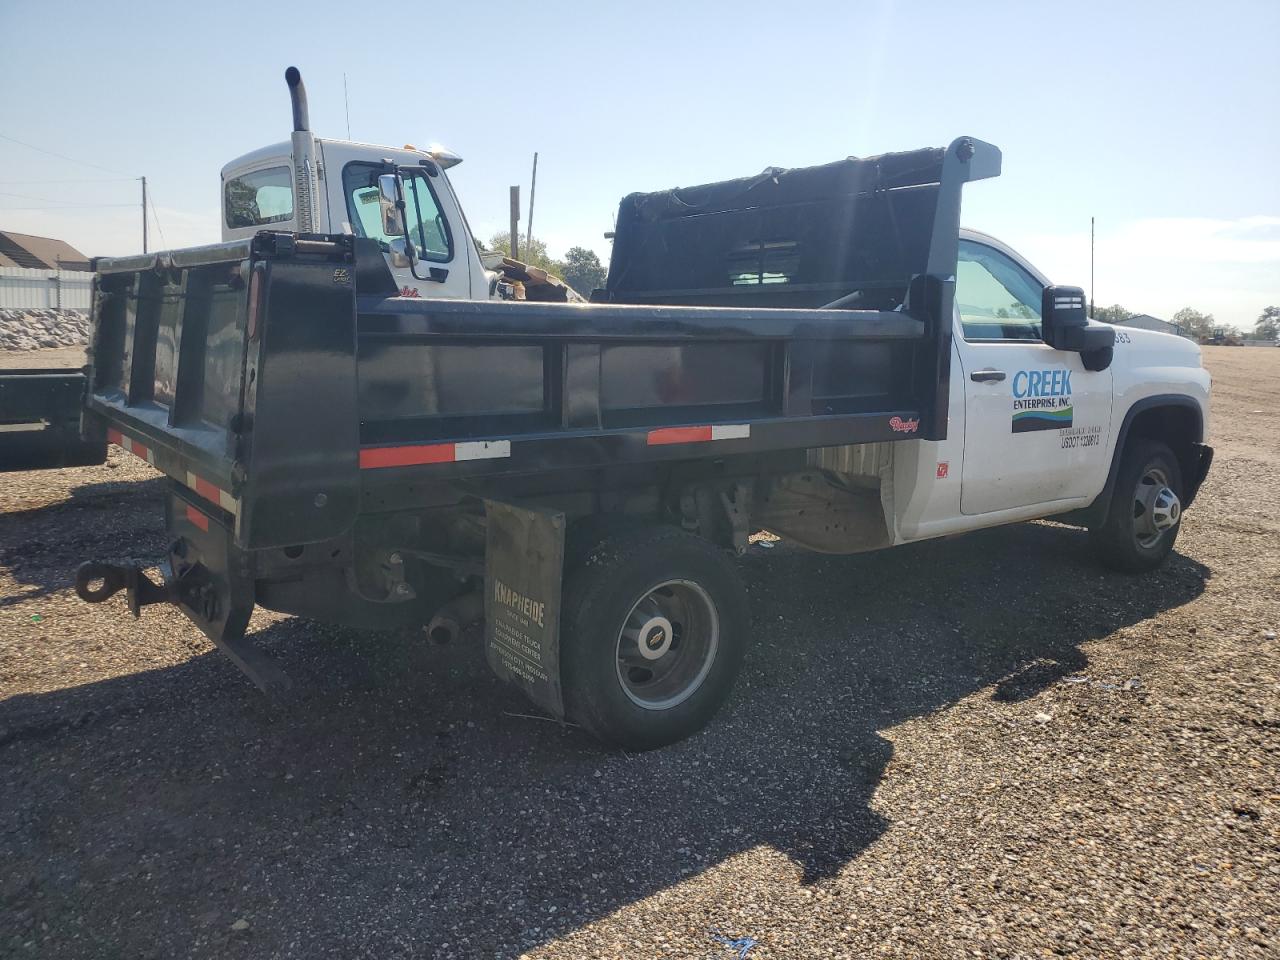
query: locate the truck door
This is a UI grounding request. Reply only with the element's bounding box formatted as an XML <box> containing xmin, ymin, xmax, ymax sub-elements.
<box><xmin>953</xmin><ymin>238</ymin><xmax>1113</xmax><ymax>515</ymax></box>
<box><xmin>322</xmin><ymin>147</ymin><xmax>473</xmax><ymax>300</ymax></box>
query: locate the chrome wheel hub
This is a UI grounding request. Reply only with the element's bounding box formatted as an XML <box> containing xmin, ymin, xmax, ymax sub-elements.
<box><xmin>615</xmin><ymin>580</ymin><xmax>719</xmax><ymax>711</ymax></box>
<box><xmin>1133</xmin><ymin>466</ymin><xmax>1181</xmax><ymax>549</ymax></box>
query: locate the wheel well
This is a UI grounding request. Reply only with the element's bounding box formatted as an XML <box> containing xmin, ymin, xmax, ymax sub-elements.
<box><xmin>1125</xmin><ymin>403</ymin><xmax>1201</xmax><ymax>485</ymax></box>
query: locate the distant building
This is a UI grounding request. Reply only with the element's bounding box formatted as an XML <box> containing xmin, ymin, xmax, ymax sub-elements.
<box><xmin>0</xmin><ymin>230</ymin><xmax>90</xmax><ymax>271</ymax></box>
<box><xmin>1116</xmin><ymin>313</ymin><xmax>1191</xmax><ymax>339</ymax></box>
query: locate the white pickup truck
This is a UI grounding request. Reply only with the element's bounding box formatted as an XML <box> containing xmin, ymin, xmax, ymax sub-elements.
<box><xmin>76</xmin><ymin>68</ymin><xmax>1213</xmax><ymax>748</ymax></box>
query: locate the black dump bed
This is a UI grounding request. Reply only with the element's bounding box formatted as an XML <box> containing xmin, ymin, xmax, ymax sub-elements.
<box><xmin>83</xmin><ymin>137</ymin><xmax>999</xmax><ymax>553</ymax></box>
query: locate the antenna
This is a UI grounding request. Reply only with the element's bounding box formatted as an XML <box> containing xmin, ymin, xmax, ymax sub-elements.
<box><xmin>1089</xmin><ymin>215</ymin><xmax>1095</xmax><ymax>317</ymax></box>
<box><xmin>343</xmin><ymin>73</ymin><xmax>351</xmax><ymax>139</ymax></box>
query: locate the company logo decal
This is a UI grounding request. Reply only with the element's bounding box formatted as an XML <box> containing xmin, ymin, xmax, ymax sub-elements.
<box><xmin>398</xmin><ymin>285</ymin><xmax>421</xmax><ymax>298</ymax></box>
<box><xmin>889</xmin><ymin>416</ymin><xmax>920</xmax><ymax>434</ymax></box>
<box><xmin>936</xmin><ymin>461</ymin><xmax>949</xmax><ymax>479</ymax></box>
<box><xmin>1011</xmin><ymin>369</ymin><xmax>1073</xmax><ymax>433</ymax></box>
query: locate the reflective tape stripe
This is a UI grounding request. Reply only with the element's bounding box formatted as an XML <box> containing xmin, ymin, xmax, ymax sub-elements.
<box><xmin>107</xmin><ymin>427</ymin><xmax>154</xmax><ymax>465</ymax></box>
<box><xmin>183</xmin><ymin>471</ymin><xmax>237</xmax><ymax>514</ymax></box>
<box><xmin>109</xmin><ymin>426</ymin><xmax>236</xmax><ymax>515</ymax></box>
<box><xmin>185</xmin><ymin>505</ymin><xmax>210</xmax><ymax>532</ymax></box>
<box><xmin>360</xmin><ymin>440</ymin><xmax>511</xmax><ymax>469</ymax></box>
<box><xmin>647</xmin><ymin>423</ymin><xmax>750</xmax><ymax>445</ymax></box>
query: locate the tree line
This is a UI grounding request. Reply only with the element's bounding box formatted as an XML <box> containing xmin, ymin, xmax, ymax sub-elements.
<box><xmin>1092</xmin><ymin>303</ymin><xmax>1279</xmax><ymax>341</ymax></box>
<box><xmin>487</xmin><ymin>232</ymin><xmax>607</xmax><ymax>297</ymax></box>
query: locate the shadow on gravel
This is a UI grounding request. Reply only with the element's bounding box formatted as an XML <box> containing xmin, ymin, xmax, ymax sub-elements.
<box><xmin>0</xmin><ymin>476</ymin><xmax>166</xmax><ymax>607</ymax></box>
<box><xmin>0</xmin><ymin>520</ymin><xmax>1208</xmax><ymax>958</ymax></box>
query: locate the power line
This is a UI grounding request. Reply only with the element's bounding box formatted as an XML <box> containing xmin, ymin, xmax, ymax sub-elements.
<box><xmin>145</xmin><ymin>184</ymin><xmax>170</xmax><ymax>249</ymax></box>
<box><xmin>0</xmin><ymin>177</ymin><xmax>136</xmax><ymax>185</ymax></box>
<box><xmin>0</xmin><ymin>204</ymin><xmax>136</xmax><ymax>210</ymax></box>
<box><xmin>0</xmin><ymin>132</ymin><xmax>130</xmax><ymax>176</ymax></box>
<box><xmin>0</xmin><ymin>190</ymin><xmax>88</xmax><ymax>205</ymax></box>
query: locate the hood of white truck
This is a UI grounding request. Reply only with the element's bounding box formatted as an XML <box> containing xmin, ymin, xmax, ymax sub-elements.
<box><xmin>1112</xmin><ymin>324</ymin><xmax>1203</xmax><ymax>368</ymax></box>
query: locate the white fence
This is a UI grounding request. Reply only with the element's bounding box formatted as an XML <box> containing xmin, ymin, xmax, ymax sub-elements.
<box><xmin>0</xmin><ymin>266</ymin><xmax>93</xmax><ymax>310</ymax></box>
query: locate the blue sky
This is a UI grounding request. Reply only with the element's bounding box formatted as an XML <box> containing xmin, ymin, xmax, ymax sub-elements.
<box><xmin>2</xmin><ymin>0</ymin><xmax>1276</xmax><ymax>328</ymax></box>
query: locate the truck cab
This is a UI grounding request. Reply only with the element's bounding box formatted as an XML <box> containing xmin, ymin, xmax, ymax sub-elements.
<box><xmin>221</xmin><ymin>69</ymin><xmax>495</xmax><ymax>301</ymax></box>
<box><xmin>221</xmin><ymin>139</ymin><xmax>487</xmax><ymax>301</ymax></box>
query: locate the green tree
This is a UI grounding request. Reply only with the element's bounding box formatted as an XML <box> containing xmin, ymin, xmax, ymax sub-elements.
<box><xmin>560</xmin><ymin>246</ymin><xmax>608</xmax><ymax>296</ymax></box>
<box><xmin>1091</xmin><ymin>304</ymin><xmax>1133</xmax><ymax>323</ymax></box>
<box><xmin>487</xmin><ymin>231</ymin><xmax>566</xmax><ymax>279</ymax></box>
<box><xmin>1253</xmin><ymin>305</ymin><xmax>1280</xmax><ymax>340</ymax></box>
<box><xmin>1171</xmin><ymin>307</ymin><xmax>1216</xmax><ymax>340</ymax></box>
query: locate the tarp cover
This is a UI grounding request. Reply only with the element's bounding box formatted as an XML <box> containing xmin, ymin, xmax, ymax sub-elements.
<box><xmin>605</xmin><ymin>147</ymin><xmax>946</xmax><ymax>310</ymax></box>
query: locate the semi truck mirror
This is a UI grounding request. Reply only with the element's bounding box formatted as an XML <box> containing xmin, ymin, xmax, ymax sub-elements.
<box><xmin>377</xmin><ymin>174</ymin><xmax>407</xmax><ymax>238</ymax></box>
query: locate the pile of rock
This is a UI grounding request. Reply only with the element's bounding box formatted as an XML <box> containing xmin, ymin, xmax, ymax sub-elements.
<box><xmin>0</xmin><ymin>309</ymin><xmax>91</xmax><ymax>351</ymax></box>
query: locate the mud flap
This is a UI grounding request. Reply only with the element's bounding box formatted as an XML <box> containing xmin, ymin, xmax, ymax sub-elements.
<box><xmin>483</xmin><ymin>500</ymin><xmax>566</xmax><ymax>719</ymax></box>
<box><xmin>167</xmin><ymin>487</ymin><xmax>289</xmax><ymax>695</ymax></box>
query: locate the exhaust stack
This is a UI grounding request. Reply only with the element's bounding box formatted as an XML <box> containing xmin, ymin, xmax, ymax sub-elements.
<box><xmin>284</xmin><ymin>66</ymin><xmax>318</xmax><ymax>232</ymax></box>
<box><xmin>285</xmin><ymin>65</ymin><xmax>310</xmax><ymax>131</ymax></box>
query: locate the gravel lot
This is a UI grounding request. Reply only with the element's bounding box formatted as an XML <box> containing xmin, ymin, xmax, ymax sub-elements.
<box><xmin>1</xmin><ymin>346</ymin><xmax>1277</xmax><ymax>958</ymax></box>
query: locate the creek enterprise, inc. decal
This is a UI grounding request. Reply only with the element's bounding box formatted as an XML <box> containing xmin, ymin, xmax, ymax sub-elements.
<box><xmin>1011</xmin><ymin>368</ymin><xmax>1073</xmax><ymax>433</ymax></box>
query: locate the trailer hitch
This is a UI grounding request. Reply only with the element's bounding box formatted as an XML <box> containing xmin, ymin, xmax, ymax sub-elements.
<box><xmin>75</xmin><ymin>561</ymin><xmax>172</xmax><ymax>617</ymax></box>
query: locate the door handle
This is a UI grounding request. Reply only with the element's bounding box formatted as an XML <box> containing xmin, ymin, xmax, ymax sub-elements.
<box><xmin>970</xmin><ymin>369</ymin><xmax>1006</xmax><ymax>383</ymax></box>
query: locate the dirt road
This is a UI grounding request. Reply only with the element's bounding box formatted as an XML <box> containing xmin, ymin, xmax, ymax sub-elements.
<box><xmin>1</xmin><ymin>346</ymin><xmax>1276</xmax><ymax>958</ymax></box>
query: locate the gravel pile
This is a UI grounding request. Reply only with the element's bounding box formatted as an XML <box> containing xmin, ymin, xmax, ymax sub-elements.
<box><xmin>0</xmin><ymin>309</ymin><xmax>91</xmax><ymax>352</ymax></box>
<box><xmin>0</xmin><ymin>346</ymin><xmax>1277</xmax><ymax>958</ymax></box>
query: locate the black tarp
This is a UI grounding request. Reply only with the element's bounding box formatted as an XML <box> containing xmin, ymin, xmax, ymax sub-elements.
<box><xmin>604</xmin><ymin>147</ymin><xmax>947</xmax><ymax>310</ymax></box>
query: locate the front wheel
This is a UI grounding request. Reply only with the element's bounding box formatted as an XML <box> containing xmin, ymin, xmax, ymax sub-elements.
<box><xmin>561</xmin><ymin>526</ymin><xmax>749</xmax><ymax>750</ymax></box>
<box><xmin>1089</xmin><ymin>439</ymin><xmax>1184</xmax><ymax>573</ymax></box>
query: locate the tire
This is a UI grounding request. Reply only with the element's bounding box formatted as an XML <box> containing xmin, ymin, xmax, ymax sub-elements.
<box><xmin>1089</xmin><ymin>439</ymin><xmax>1184</xmax><ymax>573</ymax></box>
<box><xmin>560</xmin><ymin>525</ymin><xmax>749</xmax><ymax>750</ymax></box>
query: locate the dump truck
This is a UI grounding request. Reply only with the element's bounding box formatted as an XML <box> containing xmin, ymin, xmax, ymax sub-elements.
<box><xmin>71</xmin><ymin>71</ymin><xmax>1212</xmax><ymax>749</ymax></box>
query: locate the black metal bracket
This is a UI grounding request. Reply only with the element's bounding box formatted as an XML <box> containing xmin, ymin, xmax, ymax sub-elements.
<box><xmin>75</xmin><ymin>561</ymin><xmax>172</xmax><ymax>618</ymax></box>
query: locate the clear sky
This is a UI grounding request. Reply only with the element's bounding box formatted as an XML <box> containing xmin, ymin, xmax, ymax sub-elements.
<box><xmin>2</xmin><ymin>0</ymin><xmax>1276</xmax><ymax>329</ymax></box>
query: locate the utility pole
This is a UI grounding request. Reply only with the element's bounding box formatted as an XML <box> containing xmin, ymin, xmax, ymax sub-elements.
<box><xmin>509</xmin><ymin>185</ymin><xmax>520</xmax><ymax>262</ymax></box>
<box><xmin>1089</xmin><ymin>215</ymin><xmax>1095</xmax><ymax>317</ymax></box>
<box><xmin>141</xmin><ymin>176</ymin><xmax>148</xmax><ymax>254</ymax></box>
<box><xmin>525</xmin><ymin>152</ymin><xmax>538</xmax><ymax>252</ymax></box>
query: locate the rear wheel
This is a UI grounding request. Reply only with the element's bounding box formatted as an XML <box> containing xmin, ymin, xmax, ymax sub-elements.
<box><xmin>561</xmin><ymin>526</ymin><xmax>749</xmax><ymax>750</ymax></box>
<box><xmin>1089</xmin><ymin>439</ymin><xmax>1184</xmax><ymax>573</ymax></box>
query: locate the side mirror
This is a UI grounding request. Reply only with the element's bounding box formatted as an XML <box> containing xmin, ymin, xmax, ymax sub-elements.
<box><xmin>377</xmin><ymin>174</ymin><xmax>406</xmax><ymax>237</ymax></box>
<box><xmin>1042</xmin><ymin>284</ymin><xmax>1115</xmax><ymax>370</ymax></box>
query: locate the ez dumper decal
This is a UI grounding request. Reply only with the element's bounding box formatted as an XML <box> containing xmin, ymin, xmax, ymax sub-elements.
<box><xmin>1011</xmin><ymin>369</ymin><xmax>1073</xmax><ymax>433</ymax></box>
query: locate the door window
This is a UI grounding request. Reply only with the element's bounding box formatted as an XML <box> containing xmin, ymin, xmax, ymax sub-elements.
<box><xmin>343</xmin><ymin>164</ymin><xmax>452</xmax><ymax>262</ymax></box>
<box><xmin>956</xmin><ymin>240</ymin><xmax>1043</xmax><ymax>341</ymax></box>
<box><xmin>224</xmin><ymin>166</ymin><xmax>294</xmax><ymax>228</ymax></box>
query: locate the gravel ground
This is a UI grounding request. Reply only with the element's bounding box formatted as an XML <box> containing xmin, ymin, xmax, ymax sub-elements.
<box><xmin>1</xmin><ymin>346</ymin><xmax>1277</xmax><ymax>959</ymax></box>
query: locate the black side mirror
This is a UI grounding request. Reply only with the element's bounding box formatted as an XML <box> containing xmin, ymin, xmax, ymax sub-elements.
<box><xmin>1042</xmin><ymin>284</ymin><xmax>1115</xmax><ymax>371</ymax></box>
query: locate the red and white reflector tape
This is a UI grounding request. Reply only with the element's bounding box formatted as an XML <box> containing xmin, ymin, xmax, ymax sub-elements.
<box><xmin>360</xmin><ymin>439</ymin><xmax>511</xmax><ymax>470</ymax></box>
<box><xmin>185</xmin><ymin>470</ymin><xmax>239</xmax><ymax>515</ymax></box>
<box><xmin>106</xmin><ymin>427</ymin><xmax>155</xmax><ymax>465</ymax></box>
<box><xmin>108</xmin><ymin>426</ymin><xmax>238</xmax><ymax>516</ymax></box>
<box><xmin>646</xmin><ymin>423</ymin><xmax>751</xmax><ymax>446</ymax></box>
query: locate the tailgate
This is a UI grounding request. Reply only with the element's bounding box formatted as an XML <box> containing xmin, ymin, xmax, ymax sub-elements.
<box><xmin>86</xmin><ymin>234</ymin><xmax>361</xmax><ymax>549</ymax></box>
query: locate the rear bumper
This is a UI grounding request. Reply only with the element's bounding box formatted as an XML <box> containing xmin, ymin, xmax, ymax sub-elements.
<box><xmin>1184</xmin><ymin>443</ymin><xmax>1214</xmax><ymax>509</ymax></box>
